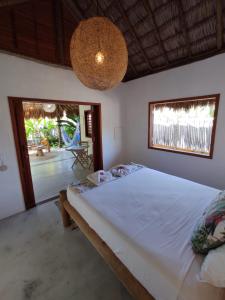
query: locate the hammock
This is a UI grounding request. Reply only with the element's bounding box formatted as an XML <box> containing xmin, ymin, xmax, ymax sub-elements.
<box><xmin>61</xmin><ymin>123</ymin><xmax>80</xmax><ymax>147</ymax></box>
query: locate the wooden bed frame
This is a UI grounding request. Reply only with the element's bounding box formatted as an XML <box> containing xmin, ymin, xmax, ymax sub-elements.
<box><xmin>59</xmin><ymin>190</ymin><xmax>155</xmax><ymax>300</ymax></box>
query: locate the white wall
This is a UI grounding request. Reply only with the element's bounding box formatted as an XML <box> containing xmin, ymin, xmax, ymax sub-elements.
<box><xmin>0</xmin><ymin>53</ymin><xmax>124</xmax><ymax>220</ymax></box>
<box><xmin>121</xmin><ymin>53</ymin><xmax>225</xmax><ymax>190</ymax></box>
<box><xmin>2</xmin><ymin>51</ymin><xmax>225</xmax><ymax>220</ymax></box>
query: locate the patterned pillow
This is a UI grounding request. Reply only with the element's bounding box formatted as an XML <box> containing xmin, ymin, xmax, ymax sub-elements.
<box><xmin>191</xmin><ymin>191</ymin><xmax>225</xmax><ymax>254</ymax></box>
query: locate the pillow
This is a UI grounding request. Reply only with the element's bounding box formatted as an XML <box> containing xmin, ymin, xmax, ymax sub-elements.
<box><xmin>200</xmin><ymin>244</ymin><xmax>225</xmax><ymax>287</ymax></box>
<box><xmin>110</xmin><ymin>163</ymin><xmax>143</xmax><ymax>177</ymax></box>
<box><xmin>191</xmin><ymin>190</ymin><xmax>225</xmax><ymax>254</ymax></box>
<box><xmin>87</xmin><ymin>170</ymin><xmax>114</xmax><ymax>186</ymax></box>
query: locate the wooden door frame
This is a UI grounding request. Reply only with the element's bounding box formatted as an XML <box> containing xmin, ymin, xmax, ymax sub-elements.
<box><xmin>8</xmin><ymin>97</ymin><xmax>103</xmax><ymax>210</ymax></box>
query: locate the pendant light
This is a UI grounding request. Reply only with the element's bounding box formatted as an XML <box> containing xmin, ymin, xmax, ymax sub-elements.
<box><xmin>70</xmin><ymin>2</ymin><xmax>128</xmax><ymax>90</ymax></box>
<box><xmin>42</xmin><ymin>103</ymin><xmax>56</xmax><ymax>113</ymax></box>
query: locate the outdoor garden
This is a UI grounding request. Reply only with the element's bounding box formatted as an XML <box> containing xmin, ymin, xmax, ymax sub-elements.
<box><xmin>25</xmin><ymin>115</ymin><xmax>80</xmax><ymax>151</ymax></box>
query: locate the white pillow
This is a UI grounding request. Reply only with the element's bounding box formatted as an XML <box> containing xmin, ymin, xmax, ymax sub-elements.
<box><xmin>200</xmin><ymin>244</ymin><xmax>225</xmax><ymax>287</ymax></box>
<box><xmin>87</xmin><ymin>170</ymin><xmax>114</xmax><ymax>186</ymax></box>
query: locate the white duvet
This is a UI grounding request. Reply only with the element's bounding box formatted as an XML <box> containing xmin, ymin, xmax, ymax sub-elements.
<box><xmin>67</xmin><ymin>167</ymin><xmax>224</xmax><ymax>300</ymax></box>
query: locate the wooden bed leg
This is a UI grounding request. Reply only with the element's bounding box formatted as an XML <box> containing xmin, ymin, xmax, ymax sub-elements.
<box><xmin>59</xmin><ymin>190</ymin><xmax>71</xmax><ymax>227</ymax></box>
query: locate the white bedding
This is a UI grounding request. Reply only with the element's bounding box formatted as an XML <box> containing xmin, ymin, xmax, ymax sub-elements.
<box><xmin>67</xmin><ymin>167</ymin><xmax>225</xmax><ymax>300</ymax></box>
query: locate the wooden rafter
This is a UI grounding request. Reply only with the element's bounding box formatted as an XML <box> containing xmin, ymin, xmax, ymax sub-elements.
<box><xmin>117</xmin><ymin>0</ymin><xmax>153</xmax><ymax>71</ymax></box>
<box><xmin>144</xmin><ymin>14</ymin><xmax>213</xmax><ymax>53</ymax></box>
<box><xmin>142</xmin><ymin>32</ymin><xmax>217</xmax><ymax>62</ymax></box>
<box><xmin>93</xmin><ymin>0</ymin><xmax>138</xmax><ymax>76</ymax></box>
<box><xmin>216</xmin><ymin>0</ymin><xmax>223</xmax><ymax>50</ymax></box>
<box><xmin>63</xmin><ymin>0</ymin><xmax>84</xmax><ymax>21</ymax></box>
<box><xmin>103</xmin><ymin>1</ymin><xmax>115</xmax><ymax>16</ymax></box>
<box><xmin>125</xmin><ymin>46</ymin><xmax>225</xmax><ymax>82</ymax></box>
<box><xmin>0</xmin><ymin>0</ymin><xmax>28</xmax><ymax>7</ymax></box>
<box><xmin>32</xmin><ymin>2</ymin><xmax>39</xmax><ymax>55</ymax></box>
<box><xmin>142</xmin><ymin>0</ymin><xmax>169</xmax><ymax>65</ymax></box>
<box><xmin>176</xmin><ymin>0</ymin><xmax>191</xmax><ymax>57</ymax></box>
<box><xmin>53</xmin><ymin>0</ymin><xmax>65</xmax><ymax>64</ymax></box>
<box><xmin>140</xmin><ymin>1</ymin><xmax>213</xmax><ymax>39</ymax></box>
<box><xmin>10</xmin><ymin>8</ymin><xmax>17</xmax><ymax>49</ymax></box>
<box><xmin>74</xmin><ymin>0</ymin><xmax>88</xmax><ymax>18</ymax></box>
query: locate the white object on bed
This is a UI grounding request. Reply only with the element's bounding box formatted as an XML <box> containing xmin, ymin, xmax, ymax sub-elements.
<box><xmin>200</xmin><ymin>244</ymin><xmax>225</xmax><ymax>287</ymax></box>
<box><xmin>67</xmin><ymin>167</ymin><xmax>225</xmax><ymax>300</ymax></box>
<box><xmin>87</xmin><ymin>170</ymin><xmax>114</xmax><ymax>186</ymax></box>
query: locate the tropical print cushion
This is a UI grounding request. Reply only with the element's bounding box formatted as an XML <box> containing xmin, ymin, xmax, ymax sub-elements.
<box><xmin>191</xmin><ymin>190</ymin><xmax>225</xmax><ymax>254</ymax></box>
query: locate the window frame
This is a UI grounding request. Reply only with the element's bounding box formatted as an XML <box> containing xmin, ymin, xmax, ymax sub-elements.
<box><xmin>148</xmin><ymin>94</ymin><xmax>220</xmax><ymax>159</ymax></box>
<box><xmin>84</xmin><ymin>109</ymin><xmax>93</xmax><ymax>138</ymax></box>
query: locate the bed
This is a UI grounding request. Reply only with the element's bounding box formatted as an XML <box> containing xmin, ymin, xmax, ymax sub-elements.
<box><xmin>60</xmin><ymin>166</ymin><xmax>225</xmax><ymax>300</ymax></box>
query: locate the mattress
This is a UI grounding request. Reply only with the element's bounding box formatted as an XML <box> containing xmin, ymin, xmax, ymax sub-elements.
<box><xmin>67</xmin><ymin>167</ymin><xmax>225</xmax><ymax>300</ymax></box>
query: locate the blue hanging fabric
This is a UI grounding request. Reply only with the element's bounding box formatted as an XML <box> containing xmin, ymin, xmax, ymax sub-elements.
<box><xmin>61</xmin><ymin>122</ymin><xmax>81</xmax><ymax>147</ymax></box>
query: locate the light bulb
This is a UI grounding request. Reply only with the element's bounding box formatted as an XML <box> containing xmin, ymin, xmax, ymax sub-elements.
<box><xmin>95</xmin><ymin>51</ymin><xmax>104</xmax><ymax>64</ymax></box>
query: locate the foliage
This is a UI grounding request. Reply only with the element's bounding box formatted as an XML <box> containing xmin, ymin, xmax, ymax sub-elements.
<box><xmin>47</xmin><ymin>136</ymin><xmax>59</xmax><ymax>148</ymax></box>
<box><xmin>25</xmin><ymin>118</ymin><xmax>58</xmax><ymax>146</ymax></box>
<box><xmin>25</xmin><ymin>115</ymin><xmax>80</xmax><ymax>147</ymax></box>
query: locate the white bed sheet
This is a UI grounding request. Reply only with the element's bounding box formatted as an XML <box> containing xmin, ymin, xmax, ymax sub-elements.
<box><xmin>67</xmin><ymin>167</ymin><xmax>225</xmax><ymax>300</ymax></box>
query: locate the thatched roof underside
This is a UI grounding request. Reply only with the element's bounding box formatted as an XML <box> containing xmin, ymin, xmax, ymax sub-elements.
<box><xmin>0</xmin><ymin>0</ymin><xmax>224</xmax><ymax>81</ymax></box>
<box><xmin>153</xmin><ymin>97</ymin><xmax>217</xmax><ymax>111</ymax></box>
<box><xmin>23</xmin><ymin>102</ymin><xmax>79</xmax><ymax>119</ymax></box>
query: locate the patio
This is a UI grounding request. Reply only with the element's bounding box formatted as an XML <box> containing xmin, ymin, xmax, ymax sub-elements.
<box><xmin>29</xmin><ymin>149</ymin><xmax>93</xmax><ymax>203</ymax></box>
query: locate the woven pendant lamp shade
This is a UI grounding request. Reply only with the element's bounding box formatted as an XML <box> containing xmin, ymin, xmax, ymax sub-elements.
<box><xmin>70</xmin><ymin>17</ymin><xmax>128</xmax><ymax>90</ymax></box>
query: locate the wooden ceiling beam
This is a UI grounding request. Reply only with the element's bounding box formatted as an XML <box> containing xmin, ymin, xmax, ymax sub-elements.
<box><xmin>152</xmin><ymin>1</ymin><xmax>213</xmax><ymax>35</ymax></box>
<box><xmin>10</xmin><ymin>8</ymin><xmax>17</xmax><ymax>49</ymax></box>
<box><xmin>122</xmin><ymin>1</ymin><xmax>140</xmax><ymax>15</ymax></box>
<box><xmin>153</xmin><ymin>0</ymin><xmax>176</xmax><ymax>14</ymax></box>
<box><xmin>135</xmin><ymin>32</ymin><xmax>217</xmax><ymax>62</ymax></box>
<box><xmin>142</xmin><ymin>0</ymin><xmax>169</xmax><ymax>65</ymax></box>
<box><xmin>125</xmin><ymin>47</ymin><xmax>225</xmax><ymax>82</ymax></box>
<box><xmin>32</xmin><ymin>2</ymin><xmax>39</xmax><ymax>56</ymax></box>
<box><xmin>216</xmin><ymin>0</ymin><xmax>223</xmax><ymax>50</ymax></box>
<box><xmin>93</xmin><ymin>0</ymin><xmax>138</xmax><ymax>77</ymax></box>
<box><xmin>53</xmin><ymin>0</ymin><xmax>65</xmax><ymax>64</ymax></box>
<box><xmin>104</xmin><ymin>1</ymin><xmax>116</xmax><ymax>16</ymax></box>
<box><xmin>127</xmin><ymin>59</ymin><xmax>138</xmax><ymax>76</ymax></box>
<box><xmin>63</xmin><ymin>0</ymin><xmax>84</xmax><ymax>22</ymax></box>
<box><xmin>75</xmin><ymin>0</ymin><xmax>88</xmax><ymax>18</ymax></box>
<box><xmin>117</xmin><ymin>0</ymin><xmax>153</xmax><ymax>70</ymax></box>
<box><xmin>134</xmin><ymin>13</ymin><xmax>214</xmax><ymax>45</ymax></box>
<box><xmin>176</xmin><ymin>0</ymin><xmax>191</xmax><ymax>57</ymax></box>
<box><xmin>0</xmin><ymin>0</ymin><xmax>28</xmax><ymax>7</ymax></box>
<box><xmin>134</xmin><ymin>15</ymin><xmax>149</xmax><ymax>29</ymax></box>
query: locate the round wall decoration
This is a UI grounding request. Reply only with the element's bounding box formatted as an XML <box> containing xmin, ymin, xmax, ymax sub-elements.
<box><xmin>70</xmin><ymin>17</ymin><xmax>128</xmax><ymax>90</ymax></box>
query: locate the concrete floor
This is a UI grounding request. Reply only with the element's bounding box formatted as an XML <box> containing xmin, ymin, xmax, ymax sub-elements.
<box><xmin>30</xmin><ymin>150</ymin><xmax>92</xmax><ymax>203</ymax></box>
<box><xmin>0</xmin><ymin>201</ymin><xmax>132</xmax><ymax>300</ymax></box>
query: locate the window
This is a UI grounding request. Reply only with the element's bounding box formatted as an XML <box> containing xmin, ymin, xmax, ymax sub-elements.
<box><xmin>148</xmin><ymin>94</ymin><xmax>219</xmax><ymax>158</ymax></box>
<box><xmin>84</xmin><ymin>110</ymin><xmax>93</xmax><ymax>138</ymax></box>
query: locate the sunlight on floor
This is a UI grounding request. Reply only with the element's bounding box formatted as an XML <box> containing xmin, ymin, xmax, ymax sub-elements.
<box><xmin>29</xmin><ymin>149</ymin><xmax>93</xmax><ymax>203</ymax></box>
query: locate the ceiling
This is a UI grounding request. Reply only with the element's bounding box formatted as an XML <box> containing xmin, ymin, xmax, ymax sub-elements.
<box><xmin>0</xmin><ymin>0</ymin><xmax>225</xmax><ymax>82</ymax></box>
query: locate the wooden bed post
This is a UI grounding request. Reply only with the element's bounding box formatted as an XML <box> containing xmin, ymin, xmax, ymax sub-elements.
<box><xmin>59</xmin><ymin>190</ymin><xmax>71</xmax><ymax>227</ymax></box>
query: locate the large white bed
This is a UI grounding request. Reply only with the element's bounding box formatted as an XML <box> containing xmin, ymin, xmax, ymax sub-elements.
<box><xmin>67</xmin><ymin>167</ymin><xmax>225</xmax><ymax>300</ymax></box>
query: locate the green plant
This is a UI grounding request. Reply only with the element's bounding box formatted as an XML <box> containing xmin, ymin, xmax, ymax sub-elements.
<box><xmin>41</xmin><ymin>118</ymin><xmax>56</xmax><ymax>140</ymax></box>
<box><xmin>47</xmin><ymin>136</ymin><xmax>59</xmax><ymax>147</ymax></box>
<box><xmin>25</xmin><ymin>119</ymin><xmax>43</xmax><ymax>140</ymax></box>
<box><xmin>25</xmin><ymin>118</ymin><xmax>59</xmax><ymax>146</ymax></box>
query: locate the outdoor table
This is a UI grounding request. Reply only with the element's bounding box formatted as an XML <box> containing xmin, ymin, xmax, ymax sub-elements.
<box><xmin>66</xmin><ymin>145</ymin><xmax>89</xmax><ymax>169</ymax></box>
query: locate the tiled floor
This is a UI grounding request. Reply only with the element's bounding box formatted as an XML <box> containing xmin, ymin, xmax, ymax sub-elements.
<box><xmin>0</xmin><ymin>201</ymin><xmax>132</xmax><ymax>300</ymax></box>
<box><xmin>29</xmin><ymin>150</ymin><xmax>92</xmax><ymax>203</ymax></box>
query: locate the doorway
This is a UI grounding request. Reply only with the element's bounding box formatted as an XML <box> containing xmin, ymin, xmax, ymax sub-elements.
<box><xmin>9</xmin><ymin>97</ymin><xmax>103</xmax><ymax>209</ymax></box>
